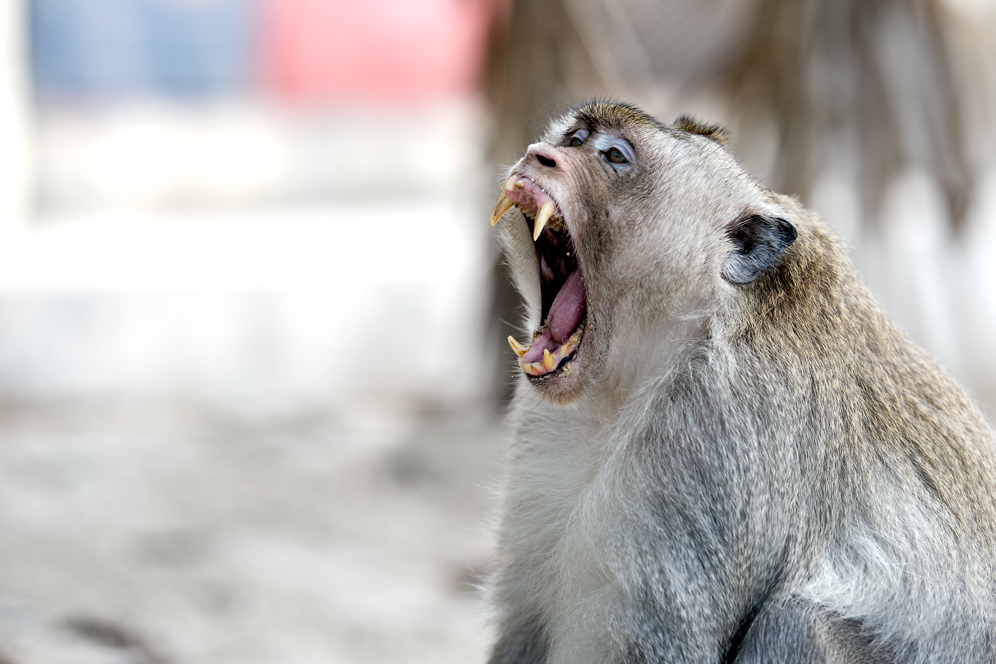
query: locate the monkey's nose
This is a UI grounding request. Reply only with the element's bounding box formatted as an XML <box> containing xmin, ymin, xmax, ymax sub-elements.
<box><xmin>527</xmin><ymin>143</ymin><xmax>558</xmax><ymax>169</ymax></box>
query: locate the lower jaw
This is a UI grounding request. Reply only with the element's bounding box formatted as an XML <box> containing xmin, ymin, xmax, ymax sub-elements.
<box><xmin>523</xmin><ymin>342</ymin><xmax>589</xmax><ymax>404</ymax></box>
<box><xmin>519</xmin><ymin>321</ymin><xmax>584</xmax><ymax>378</ymax></box>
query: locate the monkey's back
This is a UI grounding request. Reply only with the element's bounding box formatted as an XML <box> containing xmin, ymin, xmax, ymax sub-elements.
<box><xmin>714</xmin><ymin>205</ymin><xmax>996</xmax><ymax>658</ymax></box>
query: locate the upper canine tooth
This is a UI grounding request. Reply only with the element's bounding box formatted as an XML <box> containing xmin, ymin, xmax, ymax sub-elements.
<box><xmin>507</xmin><ymin>335</ymin><xmax>528</xmax><ymax>357</ymax></box>
<box><xmin>491</xmin><ymin>193</ymin><xmax>514</xmax><ymax>226</ymax></box>
<box><xmin>533</xmin><ymin>200</ymin><xmax>555</xmax><ymax>241</ymax></box>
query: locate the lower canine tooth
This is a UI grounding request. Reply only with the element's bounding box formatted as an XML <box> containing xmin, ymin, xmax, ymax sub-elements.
<box><xmin>503</xmin><ymin>175</ymin><xmax>518</xmax><ymax>191</ymax></box>
<box><xmin>507</xmin><ymin>335</ymin><xmax>528</xmax><ymax>357</ymax></box>
<box><xmin>543</xmin><ymin>349</ymin><xmax>556</xmax><ymax>371</ymax></box>
<box><xmin>491</xmin><ymin>193</ymin><xmax>514</xmax><ymax>226</ymax></box>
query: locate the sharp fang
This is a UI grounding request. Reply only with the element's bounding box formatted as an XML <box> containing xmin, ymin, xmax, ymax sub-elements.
<box><xmin>543</xmin><ymin>348</ymin><xmax>556</xmax><ymax>371</ymax></box>
<box><xmin>507</xmin><ymin>335</ymin><xmax>528</xmax><ymax>357</ymax></box>
<box><xmin>491</xmin><ymin>193</ymin><xmax>514</xmax><ymax>226</ymax></box>
<box><xmin>503</xmin><ymin>175</ymin><xmax>519</xmax><ymax>191</ymax></box>
<box><xmin>533</xmin><ymin>200</ymin><xmax>555</xmax><ymax>241</ymax></box>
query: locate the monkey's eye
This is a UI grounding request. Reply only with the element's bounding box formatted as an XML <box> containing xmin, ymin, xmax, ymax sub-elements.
<box><xmin>567</xmin><ymin>129</ymin><xmax>589</xmax><ymax>147</ymax></box>
<box><xmin>604</xmin><ymin>147</ymin><xmax>628</xmax><ymax>164</ymax></box>
<box><xmin>591</xmin><ymin>135</ymin><xmax>635</xmax><ymax>172</ymax></box>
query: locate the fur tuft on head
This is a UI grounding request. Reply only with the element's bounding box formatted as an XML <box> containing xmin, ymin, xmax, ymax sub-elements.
<box><xmin>567</xmin><ymin>98</ymin><xmax>669</xmax><ymax>133</ymax></box>
<box><xmin>673</xmin><ymin>115</ymin><xmax>731</xmax><ymax>146</ymax></box>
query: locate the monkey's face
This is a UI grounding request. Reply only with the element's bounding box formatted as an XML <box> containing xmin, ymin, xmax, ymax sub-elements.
<box><xmin>492</xmin><ymin>102</ymin><xmax>796</xmax><ymax>403</ymax></box>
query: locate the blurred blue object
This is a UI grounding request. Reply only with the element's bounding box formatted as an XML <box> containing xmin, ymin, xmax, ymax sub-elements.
<box><xmin>30</xmin><ymin>0</ymin><xmax>257</xmax><ymax>101</ymax></box>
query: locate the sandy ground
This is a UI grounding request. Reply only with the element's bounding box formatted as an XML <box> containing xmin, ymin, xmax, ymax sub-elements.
<box><xmin>0</xmin><ymin>396</ymin><xmax>504</xmax><ymax>664</ymax></box>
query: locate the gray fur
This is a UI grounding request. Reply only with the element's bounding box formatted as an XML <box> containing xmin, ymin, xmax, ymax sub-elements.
<box><xmin>732</xmin><ymin>597</ymin><xmax>884</xmax><ymax>664</ymax></box>
<box><xmin>488</xmin><ymin>101</ymin><xmax>996</xmax><ymax>664</ymax></box>
<box><xmin>488</xmin><ymin>616</ymin><xmax>549</xmax><ymax>664</ymax></box>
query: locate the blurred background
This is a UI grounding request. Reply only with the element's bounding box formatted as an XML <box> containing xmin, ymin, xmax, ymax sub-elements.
<box><xmin>1</xmin><ymin>0</ymin><xmax>995</xmax><ymax>662</ymax></box>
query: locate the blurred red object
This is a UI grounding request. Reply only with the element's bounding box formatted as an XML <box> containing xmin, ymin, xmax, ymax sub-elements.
<box><xmin>260</xmin><ymin>0</ymin><xmax>505</xmax><ymax>102</ymax></box>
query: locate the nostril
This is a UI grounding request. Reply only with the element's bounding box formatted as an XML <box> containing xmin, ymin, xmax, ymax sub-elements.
<box><xmin>536</xmin><ymin>154</ymin><xmax>557</xmax><ymax>168</ymax></box>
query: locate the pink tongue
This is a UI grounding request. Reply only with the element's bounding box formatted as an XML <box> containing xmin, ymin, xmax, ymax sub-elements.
<box><xmin>548</xmin><ymin>269</ymin><xmax>586</xmax><ymax>343</ymax></box>
<box><xmin>520</xmin><ymin>269</ymin><xmax>587</xmax><ymax>365</ymax></box>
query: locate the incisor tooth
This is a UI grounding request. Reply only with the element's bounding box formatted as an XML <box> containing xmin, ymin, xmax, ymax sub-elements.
<box><xmin>533</xmin><ymin>200</ymin><xmax>555</xmax><ymax>241</ymax></box>
<box><xmin>491</xmin><ymin>193</ymin><xmax>514</xmax><ymax>226</ymax></box>
<box><xmin>543</xmin><ymin>348</ymin><xmax>556</xmax><ymax>371</ymax></box>
<box><xmin>503</xmin><ymin>175</ymin><xmax>518</xmax><ymax>191</ymax></box>
<box><xmin>520</xmin><ymin>361</ymin><xmax>542</xmax><ymax>376</ymax></box>
<box><xmin>507</xmin><ymin>335</ymin><xmax>528</xmax><ymax>357</ymax></box>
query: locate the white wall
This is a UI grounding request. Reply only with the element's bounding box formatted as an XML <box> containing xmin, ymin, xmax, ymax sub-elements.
<box><xmin>0</xmin><ymin>101</ymin><xmax>496</xmax><ymax>410</ymax></box>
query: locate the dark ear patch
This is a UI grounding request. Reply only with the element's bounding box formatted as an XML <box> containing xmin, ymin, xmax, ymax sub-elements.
<box><xmin>673</xmin><ymin>115</ymin><xmax>730</xmax><ymax>146</ymax></box>
<box><xmin>722</xmin><ymin>216</ymin><xmax>797</xmax><ymax>284</ymax></box>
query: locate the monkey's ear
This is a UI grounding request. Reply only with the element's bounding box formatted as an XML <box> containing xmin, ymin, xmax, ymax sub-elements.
<box><xmin>673</xmin><ymin>115</ymin><xmax>730</xmax><ymax>146</ymax></box>
<box><xmin>722</xmin><ymin>216</ymin><xmax>797</xmax><ymax>284</ymax></box>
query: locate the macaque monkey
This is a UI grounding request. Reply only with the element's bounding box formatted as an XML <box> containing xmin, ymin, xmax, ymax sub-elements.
<box><xmin>486</xmin><ymin>101</ymin><xmax>996</xmax><ymax>663</ymax></box>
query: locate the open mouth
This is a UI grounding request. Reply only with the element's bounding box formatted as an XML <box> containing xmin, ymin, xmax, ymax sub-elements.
<box><xmin>492</xmin><ymin>175</ymin><xmax>587</xmax><ymax>378</ymax></box>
